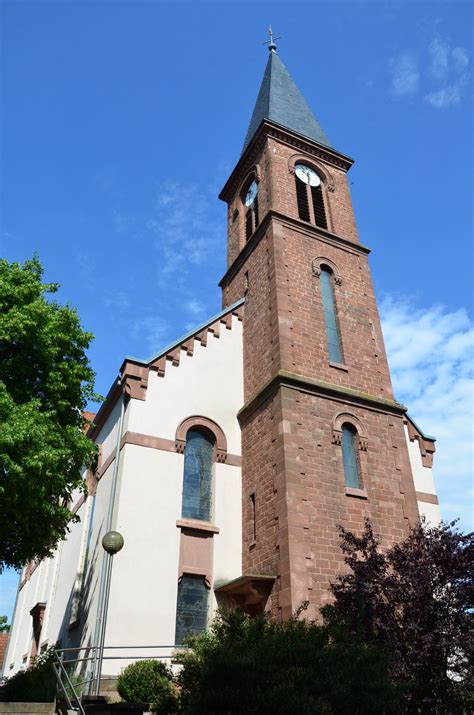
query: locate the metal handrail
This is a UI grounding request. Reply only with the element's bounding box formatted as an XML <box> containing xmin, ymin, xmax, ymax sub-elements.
<box><xmin>53</xmin><ymin>643</ymin><xmax>190</xmax><ymax>700</ymax></box>
<box><xmin>52</xmin><ymin>649</ymin><xmax>86</xmax><ymax>715</ymax></box>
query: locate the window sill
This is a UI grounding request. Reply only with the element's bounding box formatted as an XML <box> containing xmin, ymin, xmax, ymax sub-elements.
<box><xmin>249</xmin><ymin>540</ymin><xmax>256</xmax><ymax>550</ymax></box>
<box><xmin>345</xmin><ymin>487</ymin><xmax>368</xmax><ymax>499</ymax></box>
<box><xmin>176</xmin><ymin>518</ymin><xmax>220</xmax><ymax>534</ymax></box>
<box><xmin>329</xmin><ymin>361</ymin><xmax>348</xmax><ymax>372</ymax></box>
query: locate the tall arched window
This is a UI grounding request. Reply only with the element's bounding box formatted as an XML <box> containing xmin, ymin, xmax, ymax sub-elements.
<box><xmin>341</xmin><ymin>424</ymin><xmax>361</xmax><ymax>488</ymax></box>
<box><xmin>181</xmin><ymin>428</ymin><xmax>214</xmax><ymax>521</ymax></box>
<box><xmin>294</xmin><ymin>163</ymin><xmax>328</xmax><ymax>229</ymax></box>
<box><xmin>320</xmin><ymin>267</ymin><xmax>343</xmax><ymax>363</ymax></box>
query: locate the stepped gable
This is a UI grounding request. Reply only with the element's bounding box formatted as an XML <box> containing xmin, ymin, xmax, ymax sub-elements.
<box><xmin>119</xmin><ymin>300</ymin><xmax>244</xmax><ymax>398</ymax></box>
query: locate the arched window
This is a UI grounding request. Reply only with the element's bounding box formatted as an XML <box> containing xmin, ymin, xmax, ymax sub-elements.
<box><xmin>294</xmin><ymin>163</ymin><xmax>328</xmax><ymax>229</ymax></box>
<box><xmin>341</xmin><ymin>424</ymin><xmax>361</xmax><ymax>488</ymax></box>
<box><xmin>181</xmin><ymin>428</ymin><xmax>214</xmax><ymax>521</ymax></box>
<box><xmin>175</xmin><ymin>574</ymin><xmax>209</xmax><ymax>645</ymax></box>
<box><xmin>320</xmin><ymin>267</ymin><xmax>343</xmax><ymax>363</ymax></box>
<box><xmin>243</xmin><ymin>179</ymin><xmax>259</xmax><ymax>241</ymax></box>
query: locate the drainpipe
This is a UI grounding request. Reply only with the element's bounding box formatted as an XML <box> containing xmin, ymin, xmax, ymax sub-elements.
<box><xmin>91</xmin><ymin>383</ymin><xmax>127</xmax><ymax>695</ymax></box>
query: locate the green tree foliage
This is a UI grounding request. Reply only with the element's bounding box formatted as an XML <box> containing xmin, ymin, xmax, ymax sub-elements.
<box><xmin>176</xmin><ymin>608</ymin><xmax>400</xmax><ymax>714</ymax></box>
<box><xmin>322</xmin><ymin>519</ymin><xmax>474</xmax><ymax>714</ymax></box>
<box><xmin>117</xmin><ymin>659</ymin><xmax>178</xmax><ymax>712</ymax></box>
<box><xmin>0</xmin><ymin>256</ymin><xmax>98</xmax><ymax>570</ymax></box>
<box><xmin>0</xmin><ymin>616</ymin><xmax>9</xmax><ymax>633</ymax></box>
<box><xmin>0</xmin><ymin>646</ymin><xmax>56</xmax><ymax>702</ymax></box>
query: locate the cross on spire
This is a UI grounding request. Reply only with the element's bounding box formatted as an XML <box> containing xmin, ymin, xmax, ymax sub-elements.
<box><xmin>263</xmin><ymin>25</ymin><xmax>282</xmax><ymax>53</ymax></box>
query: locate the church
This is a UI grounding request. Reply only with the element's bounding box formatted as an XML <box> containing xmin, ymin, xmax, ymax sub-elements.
<box><xmin>3</xmin><ymin>40</ymin><xmax>440</xmax><ymax>685</ymax></box>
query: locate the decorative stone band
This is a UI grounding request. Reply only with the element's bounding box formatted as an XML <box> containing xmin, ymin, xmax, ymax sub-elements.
<box><xmin>219</xmin><ymin>209</ymin><xmax>370</xmax><ymax>291</ymax></box>
<box><xmin>415</xmin><ymin>491</ymin><xmax>439</xmax><ymax>505</ymax></box>
<box><xmin>93</xmin><ymin>429</ymin><xmax>241</xmax><ymax>486</ymax></box>
<box><xmin>238</xmin><ymin>369</ymin><xmax>407</xmax><ymax>425</ymax></box>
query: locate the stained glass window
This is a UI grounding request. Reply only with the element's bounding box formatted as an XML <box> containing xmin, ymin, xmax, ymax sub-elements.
<box><xmin>342</xmin><ymin>424</ymin><xmax>360</xmax><ymax>488</ymax></box>
<box><xmin>175</xmin><ymin>575</ymin><xmax>209</xmax><ymax>645</ymax></box>
<box><xmin>182</xmin><ymin>429</ymin><xmax>214</xmax><ymax>521</ymax></box>
<box><xmin>320</xmin><ymin>268</ymin><xmax>343</xmax><ymax>364</ymax></box>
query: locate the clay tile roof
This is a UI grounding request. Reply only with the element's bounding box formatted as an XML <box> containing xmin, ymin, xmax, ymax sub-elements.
<box><xmin>242</xmin><ymin>51</ymin><xmax>331</xmax><ymax>153</ymax></box>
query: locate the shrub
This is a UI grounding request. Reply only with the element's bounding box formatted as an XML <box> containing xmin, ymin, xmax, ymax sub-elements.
<box><xmin>176</xmin><ymin>608</ymin><xmax>400</xmax><ymax>714</ymax></box>
<box><xmin>117</xmin><ymin>659</ymin><xmax>177</xmax><ymax>712</ymax></box>
<box><xmin>0</xmin><ymin>646</ymin><xmax>56</xmax><ymax>702</ymax></box>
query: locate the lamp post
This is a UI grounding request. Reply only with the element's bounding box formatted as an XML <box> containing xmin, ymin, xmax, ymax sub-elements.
<box><xmin>94</xmin><ymin>530</ymin><xmax>124</xmax><ymax>695</ymax></box>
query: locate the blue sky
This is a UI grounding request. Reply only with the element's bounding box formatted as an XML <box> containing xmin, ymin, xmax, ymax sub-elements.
<box><xmin>0</xmin><ymin>0</ymin><xmax>472</xmax><ymax>620</ymax></box>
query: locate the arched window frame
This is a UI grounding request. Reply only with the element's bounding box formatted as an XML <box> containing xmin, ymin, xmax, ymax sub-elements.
<box><xmin>175</xmin><ymin>416</ymin><xmax>228</xmax><ymax>523</ymax></box>
<box><xmin>288</xmin><ymin>155</ymin><xmax>333</xmax><ymax>231</ymax></box>
<box><xmin>312</xmin><ymin>258</ymin><xmax>344</xmax><ymax>366</ymax></box>
<box><xmin>238</xmin><ymin>168</ymin><xmax>261</xmax><ymax>243</ymax></box>
<box><xmin>332</xmin><ymin>412</ymin><xmax>368</xmax><ymax>497</ymax></box>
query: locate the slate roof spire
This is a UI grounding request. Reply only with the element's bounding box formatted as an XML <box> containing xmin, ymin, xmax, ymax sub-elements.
<box><xmin>242</xmin><ymin>47</ymin><xmax>331</xmax><ymax>153</ymax></box>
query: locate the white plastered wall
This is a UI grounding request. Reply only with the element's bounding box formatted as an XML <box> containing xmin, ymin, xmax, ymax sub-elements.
<box><xmin>100</xmin><ymin>317</ymin><xmax>244</xmax><ymax>675</ymax></box>
<box><xmin>404</xmin><ymin>424</ymin><xmax>441</xmax><ymax>526</ymax></box>
<box><xmin>5</xmin><ymin>315</ymin><xmax>244</xmax><ymax>678</ymax></box>
<box><xmin>3</xmin><ymin>399</ymin><xmax>128</xmax><ymax>676</ymax></box>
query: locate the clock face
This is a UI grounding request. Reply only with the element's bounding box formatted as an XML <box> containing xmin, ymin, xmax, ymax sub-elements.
<box><xmin>295</xmin><ymin>164</ymin><xmax>320</xmax><ymax>187</ymax></box>
<box><xmin>245</xmin><ymin>180</ymin><xmax>258</xmax><ymax>206</ymax></box>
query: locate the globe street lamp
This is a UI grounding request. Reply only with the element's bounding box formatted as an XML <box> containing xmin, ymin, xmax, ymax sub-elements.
<box><xmin>94</xmin><ymin>530</ymin><xmax>124</xmax><ymax>695</ymax></box>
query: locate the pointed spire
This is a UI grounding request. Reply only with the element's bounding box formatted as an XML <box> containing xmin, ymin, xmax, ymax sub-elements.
<box><xmin>242</xmin><ymin>50</ymin><xmax>331</xmax><ymax>153</ymax></box>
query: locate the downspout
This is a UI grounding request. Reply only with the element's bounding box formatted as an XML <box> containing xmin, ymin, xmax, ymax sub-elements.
<box><xmin>90</xmin><ymin>382</ymin><xmax>127</xmax><ymax>694</ymax></box>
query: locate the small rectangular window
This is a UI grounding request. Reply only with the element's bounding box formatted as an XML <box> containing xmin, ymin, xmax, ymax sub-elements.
<box><xmin>250</xmin><ymin>492</ymin><xmax>256</xmax><ymax>543</ymax></box>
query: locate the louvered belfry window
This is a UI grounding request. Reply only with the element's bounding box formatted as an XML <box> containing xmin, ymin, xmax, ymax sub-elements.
<box><xmin>295</xmin><ymin>163</ymin><xmax>328</xmax><ymax>229</ymax></box>
<box><xmin>295</xmin><ymin>176</ymin><xmax>311</xmax><ymax>222</ymax></box>
<box><xmin>311</xmin><ymin>185</ymin><xmax>328</xmax><ymax>229</ymax></box>
<box><xmin>244</xmin><ymin>179</ymin><xmax>259</xmax><ymax>241</ymax></box>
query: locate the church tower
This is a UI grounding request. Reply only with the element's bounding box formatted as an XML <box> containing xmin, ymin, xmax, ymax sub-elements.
<box><xmin>219</xmin><ymin>40</ymin><xmax>421</xmax><ymax>620</ymax></box>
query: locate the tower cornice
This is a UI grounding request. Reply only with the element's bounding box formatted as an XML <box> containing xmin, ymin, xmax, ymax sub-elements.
<box><xmin>237</xmin><ymin>370</ymin><xmax>407</xmax><ymax>425</ymax></box>
<box><xmin>219</xmin><ymin>120</ymin><xmax>354</xmax><ymax>204</ymax></box>
<box><xmin>219</xmin><ymin>209</ymin><xmax>370</xmax><ymax>290</ymax></box>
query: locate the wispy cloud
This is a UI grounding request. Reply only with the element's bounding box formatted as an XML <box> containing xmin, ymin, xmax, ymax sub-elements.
<box><xmin>389</xmin><ymin>35</ymin><xmax>470</xmax><ymax>109</ymax></box>
<box><xmin>381</xmin><ymin>297</ymin><xmax>473</xmax><ymax>530</ymax></box>
<box><xmin>103</xmin><ymin>177</ymin><xmax>225</xmax><ymax>356</ymax></box>
<box><xmin>428</xmin><ymin>36</ymin><xmax>450</xmax><ymax>80</ymax></box>
<box><xmin>424</xmin><ymin>36</ymin><xmax>470</xmax><ymax>109</ymax></box>
<box><xmin>103</xmin><ymin>290</ymin><xmax>130</xmax><ymax>311</ymax></box>
<box><xmin>132</xmin><ymin>315</ymin><xmax>170</xmax><ymax>354</ymax></box>
<box><xmin>150</xmin><ymin>181</ymin><xmax>223</xmax><ymax>280</ymax></box>
<box><xmin>390</xmin><ymin>53</ymin><xmax>420</xmax><ymax>96</ymax></box>
<box><xmin>185</xmin><ymin>299</ymin><xmax>206</xmax><ymax>318</ymax></box>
